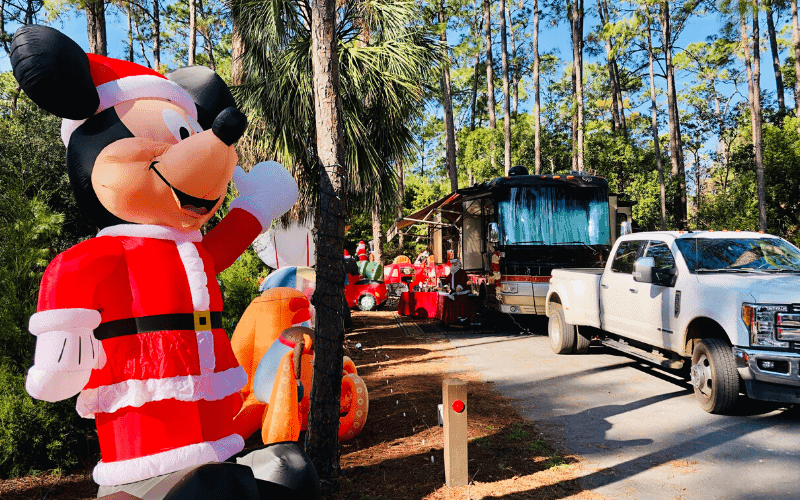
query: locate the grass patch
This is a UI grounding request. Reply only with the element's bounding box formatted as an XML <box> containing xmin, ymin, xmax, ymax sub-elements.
<box><xmin>506</xmin><ymin>424</ymin><xmax>532</xmax><ymax>441</ymax></box>
<box><xmin>473</xmin><ymin>436</ymin><xmax>492</xmax><ymax>447</ymax></box>
<box><xmin>545</xmin><ymin>453</ymin><xmax>569</xmax><ymax>470</ymax></box>
<box><xmin>528</xmin><ymin>437</ymin><xmax>550</xmax><ymax>454</ymax></box>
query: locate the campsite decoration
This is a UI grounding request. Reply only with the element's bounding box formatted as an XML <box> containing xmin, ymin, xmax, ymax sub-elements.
<box><xmin>252</xmin><ymin>326</ymin><xmax>314</xmax><ymax>444</ymax></box>
<box><xmin>233</xmin><ymin>285</ymin><xmax>369</xmax><ymax>442</ymax></box>
<box><xmin>12</xmin><ymin>25</ymin><xmax>318</xmax><ymax>499</ymax></box>
<box><xmin>356</xmin><ymin>240</ymin><xmax>368</xmax><ymax>261</ymax></box>
<box><xmin>231</xmin><ymin>287</ymin><xmax>313</xmax><ymax>440</ymax></box>
<box><xmin>253</xmin><ymin>219</ymin><xmax>316</xmax><ymax>269</ymax></box>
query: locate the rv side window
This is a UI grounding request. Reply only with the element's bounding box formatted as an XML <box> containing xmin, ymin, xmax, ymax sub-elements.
<box><xmin>610</xmin><ymin>240</ymin><xmax>645</xmax><ymax>274</ymax></box>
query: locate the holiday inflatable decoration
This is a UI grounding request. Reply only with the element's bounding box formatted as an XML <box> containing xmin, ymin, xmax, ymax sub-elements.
<box><xmin>12</xmin><ymin>25</ymin><xmax>318</xmax><ymax>499</ymax></box>
<box><xmin>230</xmin><ymin>288</ymin><xmax>313</xmax><ymax>441</ymax></box>
<box><xmin>356</xmin><ymin>241</ymin><xmax>368</xmax><ymax>261</ymax></box>
<box><xmin>233</xmin><ymin>285</ymin><xmax>369</xmax><ymax>443</ymax></box>
<box><xmin>253</xmin><ymin>219</ymin><xmax>316</xmax><ymax>269</ymax></box>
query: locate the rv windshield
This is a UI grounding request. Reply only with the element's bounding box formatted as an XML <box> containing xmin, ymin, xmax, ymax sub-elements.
<box><xmin>496</xmin><ymin>185</ymin><xmax>610</xmax><ymax>246</ymax></box>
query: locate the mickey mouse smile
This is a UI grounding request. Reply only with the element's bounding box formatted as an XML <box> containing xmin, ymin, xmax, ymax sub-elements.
<box><xmin>149</xmin><ymin>161</ymin><xmax>220</xmax><ymax>215</ymax></box>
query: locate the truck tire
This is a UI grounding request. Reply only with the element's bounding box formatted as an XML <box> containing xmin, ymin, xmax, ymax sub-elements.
<box><xmin>548</xmin><ymin>303</ymin><xmax>576</xmax><ymax>354</ymax></box>
<box><xmin>574</xmin><ymin>326</ymin><xmax>592</xmax><ymax>354</ymax></box>
<box><xmin>690</xmin><ymin>338</ymin><xmax>740</xmax><ymax>414</ymax></box>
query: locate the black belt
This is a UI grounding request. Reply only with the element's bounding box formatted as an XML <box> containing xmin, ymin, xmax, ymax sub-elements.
<box><xmin>94</xmin><ymin>311</ymin><xmax>223</xmax><ymax>340</ymax></box>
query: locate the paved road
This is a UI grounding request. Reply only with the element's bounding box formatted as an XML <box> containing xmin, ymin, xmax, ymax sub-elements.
<box><xmin>437</xmin><ymin>319</ymin><xmax>800</xmax><ymax>500</ymax></box>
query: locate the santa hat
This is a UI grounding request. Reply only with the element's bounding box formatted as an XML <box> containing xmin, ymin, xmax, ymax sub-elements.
<box><xmin>60</xmin><ymin>54</ymin><xmax>197</xmax><ymax>146</ymax></box>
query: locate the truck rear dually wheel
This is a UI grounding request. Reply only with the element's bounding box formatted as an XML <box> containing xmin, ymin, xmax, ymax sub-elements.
<box><xmin>548</xmin><ymin>303</ymin><xmax>576</xmax><ymax>354</ymax></box>
<box><xmin>574</xmin><ymin>326</ymin><xmax>591</xmax><ymax>354</ymax></box>
<box><xmin>690</xmin><ymin>338</ymin><xmax>740</xmax><ymax>414</ymax></box>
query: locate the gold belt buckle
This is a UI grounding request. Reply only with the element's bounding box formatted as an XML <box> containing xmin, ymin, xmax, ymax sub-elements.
<box><xmin>193</xmin><ymin>310</ymin><xmax>212</xmax><ymax>331</ymax></box>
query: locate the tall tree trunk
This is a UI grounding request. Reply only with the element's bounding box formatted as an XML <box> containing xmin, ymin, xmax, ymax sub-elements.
<box><xmin>371</xmin><ymin>201</ymin><xmax>383</xmax><ymax>263</ymax></box>
<box><xmin>742</xmin><ymin>4</ymin><xmax>767</xmax><ymax>231</ymax></box>
<box><xmin>188</xmin><ymin>0</ymin><xmax>196</xmax><ymax>65</ymax></box>
<box><xmin>570</xmin><ymin>0</ymin><xmax>585</xmax><ymax>171</ymax></box>
<box><xmin>533</xmin><ymin>0</ymin><xmax>542</xmax><ymax>174</ymax></box>
<box><xmin>598</xmin><ymin>0</ymin><xmax>620</xmax><ymax>132</ymax></box>
<box><xmin>231</xmin><ymin>19</ymin><xmax>245</xmax><ymax>85</ymax></box>
<box><xmin>484</xmin><ymin>0</ymin><xmax>496</xmax><ymax>128</ymax></box>
<box><xmin>470</xmin><ymin>1</ymin><xmax>482</xmax><ymax>130</ymax></box>
<box><xmin>307</xmin><ymin>0</ymin><xmax>346</xmax><ymax>486</ymax></box>
<box><xmin>439</xmin><ymin>4</ymin><xmax>459</xmax><ymax>192</ymax></box>
<box><xmin>85</xmin><ymin>0</ymin><xmax>107</xmax><ymax>56</ymax></box>
<box><xmin>471</xmin><ymin>53</ymin><xmax>480</xmax><ymax>130</ymax></box>
<box><xmin>153</xmin><ymin>0</ymin><xmax>161</xmax><ymax>71</ymax></box>
<box><xmin>793</xmin><ymin>0</ymin><xmax>800</xmax><ymax>119</ymax></box>
<box><xmin>127</xmin><ymin>3</ymin><xmax>134</xmax><ymax>61</ymax></box>
<box><xmin>509</xmin><ymin>4</ymin><xmax>519</xmax><ymax>116</ymax></box>
<box><xmin>500</xmin><ymin>0</ymin><xmax>511</xmax><ymax>175</ymax></box>
<box><xmin>613</xmin><ymin>59</ymin><xmax>627</xmax><ymax>132</ymax></box>
<box><xmin>661</xmin><ymin>0</ymin><xmax>686</xmax><ymax>229</ymax></box>
<box><xmin>648</xmin><ymin>18</ymin><xmax>666</xmax><ymax>230</ymax></box>
<box><xmin>766</xmin><ymin>4</ymin><xmax>785</xmax><ymax>116</ymax></box>
<box><xmin>397</xmin><ymin>160</ymin><xmax>405</xmax><ymax>248</ymax></box>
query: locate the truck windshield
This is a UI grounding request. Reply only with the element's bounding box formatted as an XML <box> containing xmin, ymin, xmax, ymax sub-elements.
<box><xmin>496</xmin><ymin>185</ymin><xmax>610</xmax><ymax>246</ymax></box>
<box><xmin>675</xmin><ymin>238</ymin><xmax>800</xmax><ymax>273</ymax></box>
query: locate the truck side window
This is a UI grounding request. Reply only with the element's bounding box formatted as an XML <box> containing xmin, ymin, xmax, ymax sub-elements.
<box><xmin>644</xmin><ymin>240</ymin><xmax>677</xmax><ymax>286</ymax></box>
<box><xmin>611</xmin><ymin>240</ymin><xmax>644</xmax><ymax>274</ymax></box>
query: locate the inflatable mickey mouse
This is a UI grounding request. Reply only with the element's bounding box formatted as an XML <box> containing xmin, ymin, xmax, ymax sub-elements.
<box><xmin>11</xmin><ymin>26</ymin><xmax>319</xmax><ymax>499</ymax></box>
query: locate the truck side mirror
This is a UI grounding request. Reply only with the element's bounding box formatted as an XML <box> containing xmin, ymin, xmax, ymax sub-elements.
<box><xmin>488</xmin><ymin>223</ymin><xmax>499</xmax><ymax>243</ymax></box>
<box><xmin>633</xmin><ymin>257</ymin><xmax>655</xmax><ymax>283</ymax></box>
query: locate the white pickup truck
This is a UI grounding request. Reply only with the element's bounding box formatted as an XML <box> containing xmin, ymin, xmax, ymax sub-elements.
<box><xmin>546</xmin><ymin>230</ymin><xmax>800</xmax><ymax>414</ymax></box>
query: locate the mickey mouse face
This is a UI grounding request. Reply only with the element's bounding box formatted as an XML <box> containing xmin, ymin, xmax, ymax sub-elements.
<box><xmin>87</xmin><ymin>98</ymin><xmax>240</xmax><ymax>231</ymax></box>
<box><xmin>10</xmin><ymin>25</ymin><xmax>247</xmax><ymax>232</ymax></box>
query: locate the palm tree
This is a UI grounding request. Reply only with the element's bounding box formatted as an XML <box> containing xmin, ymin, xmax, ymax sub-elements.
<box><xmin>230</xmin><ymin>0</ymin><xmax>444</xmax><ymax>480</ymax></box>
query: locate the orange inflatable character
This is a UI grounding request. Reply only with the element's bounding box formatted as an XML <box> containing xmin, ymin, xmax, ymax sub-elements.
<box><xmin>253</xmin><ymin>326</ymin><xmax>314</xmax><ymax>444</ymax></box>
<box><xmin>230</xmin><ymin>288</ymin><xmax>311</xmax><ymax>440</ymax></box>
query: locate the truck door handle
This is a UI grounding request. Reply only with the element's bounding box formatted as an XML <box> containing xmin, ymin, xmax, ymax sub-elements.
<box><xmin>601</xmin><ymin>284</ymin><xmax>608</xmax><ymax>289</ymax></box>
<box><xmin>629</xmin><ymin>288</ymin><xmax>638</xmax><ymax>293</ymax></box>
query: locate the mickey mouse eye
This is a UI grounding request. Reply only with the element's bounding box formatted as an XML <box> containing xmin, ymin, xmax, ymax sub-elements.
<box><xmin>162</xmin><ymin>109</ymin><xmax>194</xmax><ymax>142</ymax></box>
<box><xmin>186</xmin><ymin>115</ymin><xmax>203</xmax><ymax>134</ymax></box>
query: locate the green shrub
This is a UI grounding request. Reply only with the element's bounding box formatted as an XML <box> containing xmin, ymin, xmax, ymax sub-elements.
<box><xmin>0</xmin><ymin>366</ymin><xmax>96</xmax><ymax>478</ymax></box>
<box><xmin>218</xmin><ymin>247</ymin><xmax>270</xmax><ymax>337</ymax></box>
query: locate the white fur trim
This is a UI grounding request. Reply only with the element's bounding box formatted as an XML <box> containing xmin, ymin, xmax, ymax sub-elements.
<box><xmin>60</xmin><ymin>76</ymin><xmax>197</xmax><ymax>147</ymax></box>
<box><xmin>176</xmin><ymin>242</ymin><xmax>210</xmax><ymax>311</ymax></box>
<box><xmin>92</xmin><ymin>433</ymin><xmax>244</xmax><ymax>486</ymax></box>
<box><xmin>61</xmin><ymin>119</ymin><xmax>85</xmax><ymax>147</ymax></box>
<box><xmin>196</xmin><ymin>331</ymin><xmax>215</xmax><ymax>375</ymax></box>
<box><xmin>97</xmin><ymin>224</ymin><xmax>202</xmax><ymax>243</ymax></box>
<box><xmin>29</xmin><ymin>308</ymin><xmax>102</xmax><ymax>335</ymax></box>
<box><xmin>96</xmin><ymin>76</ymin><xmax>197</xmax><ymax>119</ymax></box>
<box><xmin>76</xmin><ymin>365</ymin><xmax>247</xmax><ymax>418</ymax></box>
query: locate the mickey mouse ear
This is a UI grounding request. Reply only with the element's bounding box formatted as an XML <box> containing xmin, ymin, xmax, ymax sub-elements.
<box><xmin>10</xmin><ymin>25</ymin><xmax>99</xmax><ymax>120</ymax></box>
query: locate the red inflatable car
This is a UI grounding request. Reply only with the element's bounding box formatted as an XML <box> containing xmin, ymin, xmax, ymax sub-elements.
<box><xmin>383</xmin><ymin>263</ymin><xmax>425</xmax><ymax>296</ymax></box>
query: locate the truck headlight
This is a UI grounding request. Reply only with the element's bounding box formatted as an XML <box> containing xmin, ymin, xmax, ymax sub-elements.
<box><xmin>500</xmin><ymin>283</ymin><xmax>518</xmax><ymax>294</ymax></box>
<box><xmin>742</xmin><ymin>303</ymin><xmax>789</xmax><ymax>348</ymax></box>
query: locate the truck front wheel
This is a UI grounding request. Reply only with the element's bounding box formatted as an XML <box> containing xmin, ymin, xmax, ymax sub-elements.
<box><xmin>690</xmin><ymin>339</ymin><xmax>740</xmax><ymax>414</ymax></box>
<box><xmin>548</xmin><ymin>303</ymin><xmax>576</xmax><ymax>354</ymax></box>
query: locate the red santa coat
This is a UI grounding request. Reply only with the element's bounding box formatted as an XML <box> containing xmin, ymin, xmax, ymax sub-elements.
<box><xmin>34</xmin><ymin>209</ymin><xmax>261</xmax><ymax>486</ymax></box>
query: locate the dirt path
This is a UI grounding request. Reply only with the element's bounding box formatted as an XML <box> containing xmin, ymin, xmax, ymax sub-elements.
<box><xmin>0</xmin><ymin>311</ymin><xmax>607</xmax><ymax>500</ymax></box>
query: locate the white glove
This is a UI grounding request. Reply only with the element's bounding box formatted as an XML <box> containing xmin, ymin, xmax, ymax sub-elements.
<box><xmin>229</xmin><ymin>161</ymin><xmax>299</xmax><ymax>232</ymax></box>
<box><xmin>26</xmin><ymin>308</ymin><xmax>101</xmax><ymax>402</ymax></box>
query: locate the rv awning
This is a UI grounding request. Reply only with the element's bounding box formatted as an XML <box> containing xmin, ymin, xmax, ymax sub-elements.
<box><xmin>386</xmin><ymin>192</ymin><xmax>461</xmax><ymax>241</ymax></box>
<box><xmin>396</xmin><ymin>192</ymin><xmax>461</xmax><ymax>230</ymax></box>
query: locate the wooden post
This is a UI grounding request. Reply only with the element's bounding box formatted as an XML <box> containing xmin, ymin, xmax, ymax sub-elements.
<box><xmin>443</xmin><ymin>378</ymin><xmax>468</xmax><ymax>487</ymax></box>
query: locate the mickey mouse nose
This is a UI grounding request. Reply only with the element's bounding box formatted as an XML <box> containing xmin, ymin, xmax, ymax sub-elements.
<box><xmin>212</xmin><ymin>107</ymin><xmax>247</xmax><ymax>146</ymax></box>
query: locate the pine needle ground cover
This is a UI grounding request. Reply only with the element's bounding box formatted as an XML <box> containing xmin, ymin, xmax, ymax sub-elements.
<box><xmin>0</xmin><ymin>311</ymin><xmax>607</xmax><ymax>500</ymax></box>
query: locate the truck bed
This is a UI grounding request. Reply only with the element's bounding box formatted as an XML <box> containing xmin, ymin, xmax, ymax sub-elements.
<box><xmin>548</xmin><ymin>268</ymin><xmax>603</xmax><ymax>328</ymax></box>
